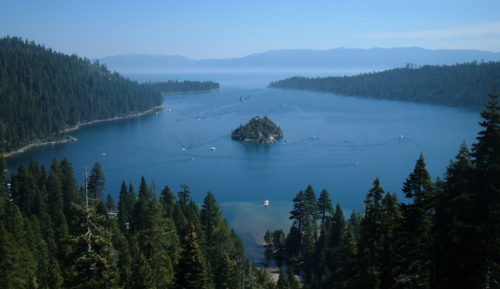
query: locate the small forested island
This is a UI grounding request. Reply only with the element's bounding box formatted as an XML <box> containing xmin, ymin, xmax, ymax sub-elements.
<box><xmin>146</xmin><ymin>80</ymin><xmax>220</xmax><ymax>94</ymax></box>
<box><xmin>269</xmin><ymin>61</ymin><xmax>500</xmax><ymax>109</ymax></box>
<box><xmin>231</xmin><ymin>116</ymin><xmax>284</xmax><ymax>144</ymax></box>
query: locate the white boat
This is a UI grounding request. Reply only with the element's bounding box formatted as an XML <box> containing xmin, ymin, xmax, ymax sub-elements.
<box><xmin>209</xmin><ymin>146</ymin><xmax>216</xmax><ymax>151</ymax></box>
<box><xmin>262</xmin><ymin>200</ymin><xmax>270</xmax><ymax>207</ymax></box>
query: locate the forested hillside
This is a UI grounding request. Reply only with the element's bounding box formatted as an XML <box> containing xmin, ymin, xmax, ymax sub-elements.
<box><xmin>146</xmin><ymin>80</ymin><xmax>219</xmax><ymax>93</ymax></box>
<box><xmin>0</xmin><ymin>37</ymin><xmax>162</xmax><ymax>154</ymax></box>
<box><xmin>265</xmin><ymin>94</ymin><xmax>500</xmax><ymax>289</ymax></box>
<box><xmin>0</xmin><ymin>159</ymin><xmax>274</xmax><ymax>289</ymax></box>
<box><xmin>269</xmin><ymin>62</ymin><xmax>500</xmax><ymax>109</ymax></box>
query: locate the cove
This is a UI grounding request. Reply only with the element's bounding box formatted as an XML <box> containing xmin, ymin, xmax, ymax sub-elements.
<box><xmin>6</xmin><ymin>72</ymin><xmax>481</xmax><ymax>260</ymax></box>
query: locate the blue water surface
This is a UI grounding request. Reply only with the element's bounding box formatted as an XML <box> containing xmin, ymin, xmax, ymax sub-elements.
<box><xmin>6</xmin><ymin>72</ymin><xmax>481</xmax><ymax>260</ymax></box>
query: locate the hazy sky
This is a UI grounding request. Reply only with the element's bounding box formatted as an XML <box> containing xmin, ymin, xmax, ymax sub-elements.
<box><xmin>1</xmin><ymin>0</ymin><xmax>499</xmax><ymax>59</ymax></box>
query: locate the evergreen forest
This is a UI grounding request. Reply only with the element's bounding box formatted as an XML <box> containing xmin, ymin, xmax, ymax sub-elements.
<box><xmin>0</xmin><ymin>158</ymin><xmax>275</xmax><ymax>289</ymax></box>
<box><xmin>1</xmin><ymin>36</ymin><xmax>499</xmax><ymax>289</ymax></box>
<box><xmin>0</xmin><ymin>37</ymin><xmax>222</xmax><ymax>155</ymax></box>
<box><xmin>264</xmin><ymin>93</ymin><xmax>500</xmax><ymax>289</ymax></box>
<box><xmin>269</xmin><ymin>62</ymin><xmax>500</xmax><ymax>109</ymax></box>
<box><xmin>1</xmin><ymin>90</ymin><xmax>497</xmax><ymax>288</ymax></box>
<box><xmin>0</xmin><ymin>37</ymin><xmax>163</xmax><ymax>154</ymax></box>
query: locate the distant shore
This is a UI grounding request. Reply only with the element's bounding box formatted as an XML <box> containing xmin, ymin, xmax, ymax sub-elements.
<box><xmin>160</xmin><ymin>88</ymin><xmax>220</xmax><ymax>95</ymax></box>
<box><xmin>2</xmin><ymin>104</ymin><xmax>164</xmax><ymax>158</ymax></box>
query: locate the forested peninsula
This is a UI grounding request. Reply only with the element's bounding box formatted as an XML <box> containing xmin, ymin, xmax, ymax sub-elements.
<box><xmin>0</xmin><ymin>37</ymin><xmax>163</xmax><ymax>155</ymax></box>
<box><xmin>0</xmin><ymin>37</ymin><xmax>221</xmax><ymax>156</ymax></box>
<box><xmin>269</xmin><ymin>62</ymin><xmax>500</xmax><ymax>109</ymax></box>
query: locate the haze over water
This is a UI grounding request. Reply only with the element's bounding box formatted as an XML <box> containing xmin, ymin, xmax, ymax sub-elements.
<box><xmin>6</xmin><ymin>72</ymin><xmax>481</xmax><ymax>260</ymax></box>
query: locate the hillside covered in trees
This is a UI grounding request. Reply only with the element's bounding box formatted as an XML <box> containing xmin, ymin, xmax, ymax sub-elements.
<box><xmin>0</xmin><ymin>158</ymin><xmax>275</xmax><ymax>289</ymax></box>
<box><xmin>264</xmin><ymin>94</ymin><xmax>500</xmax><ymax>289</ymax></box>
<box><xmin>146</xmin><ymin>80</ymin><xmax>220</xmax><ymax>93</ymax></box>
<box><xmin>269</xmin><ymin>62</ymin><xmax>500</xmax><ymax>109</ymax></box>
<box><xmin>0</xmin><ymin>37</ymin><xmax>163</xmax><ymax>154</ymax></box>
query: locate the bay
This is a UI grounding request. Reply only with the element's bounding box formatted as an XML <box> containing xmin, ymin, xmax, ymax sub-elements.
<box><xmin>6</xmin><ymin>72</ymin><xmax>481</xmax><ymax>260</ymax></box>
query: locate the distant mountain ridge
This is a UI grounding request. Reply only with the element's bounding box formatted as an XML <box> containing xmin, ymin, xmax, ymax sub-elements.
<box><xmin>100</xmin><ymin>47</ymin><xmax>500</xmax><ymax>73</ymax></box>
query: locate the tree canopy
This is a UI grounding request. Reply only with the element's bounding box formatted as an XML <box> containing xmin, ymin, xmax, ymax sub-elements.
<box><xmin>269</xmin><ymin>62</ymin><xmax>500</xmax><ymax>109</ymax></box>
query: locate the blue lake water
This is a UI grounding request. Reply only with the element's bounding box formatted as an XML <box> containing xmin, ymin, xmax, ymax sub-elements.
<box><xmin>6</xmin><ymin>72</ymin><xmax>481</xmax><ymax>260</ymax></box>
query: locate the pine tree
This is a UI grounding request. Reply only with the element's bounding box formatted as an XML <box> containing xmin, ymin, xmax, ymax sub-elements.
<box><xmin>160</xmin><ymin>185</ymin><xmax>176</xmax><ymax>218</ymax></box>
<box><xmin>201</xmin><ymin>192</ymin><xmax>221</xmax><ymax>245</ymax></box>
<box><xmin>302</xmin><ymin>214</ymin><xmax>317</xmax><ymax>280</ymax></box>
<box><xmin>0</xmin><ymin>204</ymin><xmax>36</xmax><ymax>289</ymax></box>
<box><xmin>46</xmin><ymin>168</ymin><xmax>73</xmax><ymax>279</ymax></box>
<box><xmin>178</xmin><ymin>184</ymin><xmax>191</xmax><ymax>207</ymax></box>
<box><xmin>130</xmin><ymin>177</ymin><xmax>150</xmax><ymax>234</ymax></box>
<box><xmin>70</xmin><ymin>197</ymin><xmax>119</xmax><ymax>289</ymax></box>
<box><xmin>106</xmin><ymin>194</ymin><xmax>116</xmax><ymax>213</ymax></box>
<box><xmin>129</xmin><ymin>241</ymin><xmax>155</xmax><ymax>289</ymax></box>
<box><xmin>87</xmin><ymin>163</ymin><xmax>105</xmax><ymax>203</ymax></box>
<box><xmin>379</xmin><ymin>192</ymin><xmax>402</xmax><ymax>289</ymax></box>
<box><xmin>357</xmin><ymin>178</ymin><xmax>385</xmax><ymax>289</ymax></box>
<box><xmin>117</xmin><ymin>181</ymin><xmax>135</xmax><ymax>234</ymax></box>
<box><xmin>469</xmin><ymin>93</ymin><xmax>500</xmax><ymax>287</ymax></box>
<box><xmin>35</xmin><ymin>235</ymin><xmax>63</xmax><ymax>289</ymax></box>
<box><xmin>348</xmin><ymin>210</ymin><xmax>362</xmax><ymax>241</ymax></box>
<box><xmin>311</xmin><ymin>217</ymin><xmax>332</xmax><ymax>289</ymax></box>
<box><xmin>304</xmin><ymin>184</ymin><xmax>319</xmax><ymax>222</ymax></box>
<box><xmin>318</xmin><ymin>189</ymin><xmax>333</xmax><ymax>224</ymax></box>
<box><xmin>214</xmin><ymin>254</ymin><xmax>236</xmax><ymax>289</ymax></box>
<box><xmin>175</xmin><ymin>225</ymin><xmax>211</xmax><ymax>289</ymax></box>
<box><xmin>432</xmin><ymin>143</ymin><xmax>474</xmax><ymax>289</ymax></box>
<box><xmin>60</xmin><ymin>158</ymin><xmax>78</xmax><ymax>223</ymax></box>
<box><xmin>326</xmin><ymin>204</ymin><xmax>346</xmax><ymax>287</ymax></box>
<box><xmin>201</xmin><ymin>191</ymin><xmax>224</xmax><ymax>274</ymax></box>
<box><xmin>290</xmin><ymin>190</ymin><xmax>307</xmax><ymax>231</ymax></box>
<box><xmin>108</xmin><ymin>218</ymin><xmax>131</xmax><ymax>289</ymax></box>
<box><xmin>285</xmin><ymin>225</ymin><xmax>302</xmax><ymax>262</ymax></box>
<box><xmin>396</xmin><ymin>154</ymin><xmax>434</xmax><ymax>289</ymax></box>
<box><xmin>330</xmin><ymin>204</ymin><xmax>346</xmax><ymax>249</ymax></box>
<box><xmin>11</xmin><ymin>163</ymin><xmax>38</xmax><ymax>215</ymax></box>
<box><xmin>131</xmin><ymin>177</ymin><xmax>177</xmax><ymax>287</ymax></box>
<box><xmin>334</xmin><ymin>224</ymin><xmax>358</xmax><ymax>289</ymax></box>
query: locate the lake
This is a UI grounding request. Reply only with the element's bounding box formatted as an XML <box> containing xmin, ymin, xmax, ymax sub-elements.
<box><xmin>6</xmin><ymin>72</ymin><xmax>481</xmax><ymax>260</ymax></box>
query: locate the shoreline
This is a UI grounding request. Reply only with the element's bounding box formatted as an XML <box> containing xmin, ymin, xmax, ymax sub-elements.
<box><xmin>2</xmin><ymin>104</ymin><xmax>164</xmax><ymax>158</ymax></box>
<box><xmin>160</xmin><ymin>88</ymin><xmax>220</xmax><ymax>95</ymax></box>
<box><xmin>62</xmin><ymin>104</ymin><xmax>164</xmax><ymax>133</ymax></box>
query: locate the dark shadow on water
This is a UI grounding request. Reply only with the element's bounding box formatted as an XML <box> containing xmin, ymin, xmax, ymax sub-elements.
<box><xmin>236</xmin><ymin>139</ymin><xmax>274</xmax><ymax>155</ymax></box>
